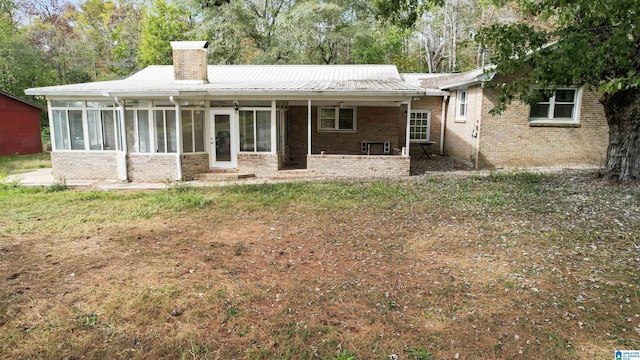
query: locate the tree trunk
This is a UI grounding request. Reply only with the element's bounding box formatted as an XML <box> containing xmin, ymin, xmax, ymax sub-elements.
<box><xmin>600</xmin><ymin>88</ymin><xmax>640</xmax><ymax>181</ymax></box>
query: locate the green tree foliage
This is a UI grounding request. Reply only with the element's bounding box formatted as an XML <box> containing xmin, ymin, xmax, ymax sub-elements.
<box><xmin>110</xmin><ymin>0</ymin><xmax>144</xmax><ymax>75</ymax></box>
<box><xmin>283</xmin><ymin>1</ymin><xmax>357</xmax><ymax>64</ymax></box>
<box><xmin>137</xmin><ymin>0</ymin><xmax>193</xmax><ymax>67</ymax></box>
<box><xmin>0</xmin><ymin>0</ymin><xmax>55</xmax><ymax>96</ymax></box>
<box><xmin>23</xmin><ymin>0</ymin><xmax>94</xmax><ymax>84</ymax></box>
<box><xmin>478</xmin><ymin>0</ymin><xmax>640</xmax><ymax>180</ymax></box>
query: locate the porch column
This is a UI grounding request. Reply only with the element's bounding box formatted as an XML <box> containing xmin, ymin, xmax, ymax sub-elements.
<box><xmin>114</xmin><ymin>96</ymin><xmax>128</xmax><ymax>181</ymax></box>
<box><xmin>307</xmin><ymin>100</ymin><xmax>312</xmax><ymax>155</ymax></box>
<box><xmin>271</xmin><ymin>100</ymin><xmax>277</xmax><ymax>153</ymax></box>
<box><xmin>170</xmin><ymin>96</ymin><xmax>183</xmax><ymax>181</ymax></box>
<box><xmin>405</xmin><ymin>99</ymin><xmax>412</xmax><ymax>155</ymax></box>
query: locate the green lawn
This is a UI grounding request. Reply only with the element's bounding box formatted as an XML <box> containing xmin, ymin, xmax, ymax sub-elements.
<box><xmin>1</xmin><ymin>171</ymin><xmax>639</xmax><ymax>359</ymax></box>
<box><xmin>0</xmin><ymin>152</ymin><xmax>51</xmax><ymax>176</ymax></box>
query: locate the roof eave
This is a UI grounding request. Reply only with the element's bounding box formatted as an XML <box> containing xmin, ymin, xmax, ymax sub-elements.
<box><xmin>26</xmin><ymin>89</ymin><xmax>428</xmax><ymax>99</ymax></box>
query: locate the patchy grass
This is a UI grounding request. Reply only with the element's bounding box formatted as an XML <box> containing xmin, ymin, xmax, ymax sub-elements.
<box><xmin>0</xmin><ymin>153</ymin><xmax>50</xmax><ymax>176</ymax></box>
<box><xmin>1</xmin><ymin>171</ymin><xmax>639</xmax><ymax>359</ymax></box>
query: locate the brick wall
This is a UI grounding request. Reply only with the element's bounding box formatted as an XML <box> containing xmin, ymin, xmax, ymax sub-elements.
<box><xmin>409</xmin><ymin>96</ymin><xmax>444</xmax><ymax>157</ymax></box>
<box><xmin>181</xmin><ymin>153</ymin><xmax>209</xmax><ymax>180</ymax></box>
<box><xmin>307</xmin><ymin>154</ymin><xmax>410</xmax><ymax>177</ymax></box>
<box><xmin>288</xmin><ymin>106</ymin><xmax>309</xmax><ymax>167</ymax></box>
<box><xmin>288</xmin><ymin>106</ymin><xmax>407</xmax><ymax>163</ymax></box>
<box><xmin>479</xmin><ymin>86</ymin><xmax>608</xmax><ymax>168</ymax></box>
<box><xmin>443</xmin><ymin>87</ymin><xmax>481</xmax><ymax>166</ymax></box>
<box><xmin>127</xmin><ymin>154</ymin><xmax>178</xmax><ymax>182</ymax></box>
<box><xmin>51</xmin><ymin>152</ymin><xmax>118</xmax><ymax>180</ymax></box>
<box><xmin>238</xmin><ymin>153</ymin><xmax>280</xmax><ymax>177</ymax></box>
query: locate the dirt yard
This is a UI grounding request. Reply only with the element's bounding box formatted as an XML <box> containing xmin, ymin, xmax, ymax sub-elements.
<box><xmin>1</xmin><ymin>171</ymin><xmax>639</xmax><ymax>359</ymax></box>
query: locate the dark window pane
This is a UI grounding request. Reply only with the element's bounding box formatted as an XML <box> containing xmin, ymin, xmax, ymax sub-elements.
<box><xmin>239</xmin><ymin>110</ymin><xmax>254</xmax><ymax>151</ymax></box>
<box><xmin>529</xmin><ymin>104</ymin><xmax>549</xmax><ymax>118</ymax></box>
<box><xmin>339</xmin><ymin>109</ymin><xmax>354</xmax><ymax>129</ymax></box>
<box><xmin>69</xmin><ymin>110</ymin><xmax>84</xmax><ymax>150</ymax></box>
<box><xmin>256</xmin><ymin>111</ymin><xmax>271</xmax><ymax>152</ymax></box>
<box><xmin>555</xmin><ymin>89</ymin><xmax>575</xmax><ymax>102</ymax></box>
<box><xmin>155</xmin><ymin>110</ymin><xmax>166</xmax><ymax>152</ymax></box>
<box><xmin>194</xmin><ymin>111</ymin><xmax>204</xmax><ymax>152</ymax></box>
<box><xmin>554</xmin><ymin>104</ymin><xmax>574</xmax><ymax>118</ymax></box>
<box><xmin>182</xmin><ymin>110</ymin><xmax>193</xmax><ymax>153</ymax></box>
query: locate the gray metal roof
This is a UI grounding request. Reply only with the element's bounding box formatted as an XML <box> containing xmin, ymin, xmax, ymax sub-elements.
<box><xmin>26</xmin><ymin>65</ymin><xmax>427</xmax><ymax>98</ymax></box>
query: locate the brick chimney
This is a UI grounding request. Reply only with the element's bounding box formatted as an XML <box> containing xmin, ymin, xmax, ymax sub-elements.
<box><xmin>170</xmin><ymin>41</ymin><xmax>209</xmax><ymax>84</ymax></box>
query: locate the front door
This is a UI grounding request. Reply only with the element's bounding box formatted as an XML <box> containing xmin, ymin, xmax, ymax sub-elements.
<box><xmin>209</xmin><ymin>110</ymin><xmax>237</xmax><ymax>168</ymax></box>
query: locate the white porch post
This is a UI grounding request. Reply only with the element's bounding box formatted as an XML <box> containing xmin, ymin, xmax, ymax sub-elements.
<box><xmin>114</xmin><ymin>97</ymin><xmax>128</xmax><ymax>181</ymax></box>
<box><xmin>47</xmin><ymin>100</ymin><xmax>55</xmax><ymax>151</ymax></box>
<box><xmin>405</xmin><ymin>99</ymin><xmax>412</xmax><ymax>156</ymax></box>
<box><xmin>271</xmin><ymin>100</ymin><xmax>277</xmax><ymax>153</ymax></box>
<box><xmin>307</xmin><ymin>100</ymin><xmax>312</xmax><ymax>155</ymax></box>
<box><xmin>170</xmin><ymin>96</ymin><xmax>183</xmax><ymax>181</ymax></box>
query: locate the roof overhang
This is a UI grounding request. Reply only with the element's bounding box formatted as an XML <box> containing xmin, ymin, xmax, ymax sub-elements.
<box><xmin>29</xmin><ymin>89</ymin><xmax>426</xmax><ymax>101</ymax></box>
<box><xmin>438</xmin><ymin>66</ymin><xmax>496</xmax><ymax>90</ymax></box>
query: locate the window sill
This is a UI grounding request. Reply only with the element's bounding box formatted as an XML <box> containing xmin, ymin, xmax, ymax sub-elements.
<box><xmin>528</xmin><ymin>120</ymin><xmax>580</xmax><ymax>128</ymax></box>
<box><xmin>454</xmin><ymin>118</ymin><xmax>466</xmax><ymax>123</ymax></box>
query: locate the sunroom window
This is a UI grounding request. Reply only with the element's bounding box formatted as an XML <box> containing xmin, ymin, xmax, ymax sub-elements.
<box><xmin>50</xmin><ymin>101</ymin><xmax>120</xmax><ymax>151</ymax></box>
<box><xmin>87</xmin><ymin>101</ymin><xmax>118</xmax><ymax>151</ymax></box>
<box><xmin>125</xmin><ymin>108</ymin><xmax>152</xmax><ymax>153</ymax></box>
<box><xmin>154</xmin><ymin>109</ymin><xmax>177</xmax><ymax>153</ymax></box>
<box><xmin>239</xmin><ymin>110</ymin><xmax>271</xmax><ymax>152</ymax></box>
<box><xmin>181</xmin><ymin>109</ymin><xmax>205</xmax><ymax>153</ymax></box>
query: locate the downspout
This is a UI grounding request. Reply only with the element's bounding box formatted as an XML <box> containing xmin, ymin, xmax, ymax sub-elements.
<box><xmin>440</xmin><ymin>95</ymin><xmax>448</xmax><ymax>155</ymax></box>
<box><xmin>170</xmin><ymin>96</ymin><xmax>183</xmax><ymax>181</ymax></box>
<box><xmin>114</xmin><ymin>96</ymin><xmax>128</xmax><ymax>181</ymax></box>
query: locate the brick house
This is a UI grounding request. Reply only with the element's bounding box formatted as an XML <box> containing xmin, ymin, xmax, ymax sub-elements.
<box><xmin>25</xmin><ymin>41</ymin><xmax>608</xmax><ymax>182</ymax></box>
<box><xmin>0</xmin><ymin>90</ymin><xmax>42</xmax><ymax>155</ymax></box>
<box><xmin>407</xmin><ymin>69</ymin><xmax>609</xmax><ymax>169</ymax></box>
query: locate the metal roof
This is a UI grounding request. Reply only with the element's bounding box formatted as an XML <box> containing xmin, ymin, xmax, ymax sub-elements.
<box><xmin>0</xmin><ymin>90</ymin><xmax>43</xmax><ymax>110</ymax></box>
<box><xmin>25</xmin><ymin>65</ymin><xmax>427</xmax><ymax>98</ymax></box>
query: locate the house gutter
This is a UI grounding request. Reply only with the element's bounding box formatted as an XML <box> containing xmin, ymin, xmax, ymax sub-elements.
<box><xmin>440</xmin><ymin>95</ymin><xmax>448</xmax><ymax>155</ymax></box>
<box><xmin>169</xmin><ymin>96</ymin><xmax>183</xmax><ymax>181</ymax></box>
<box><xmin>114</xmin><ymin>96</ymin><xmax>128</xmax><ymax>181</ymax></box>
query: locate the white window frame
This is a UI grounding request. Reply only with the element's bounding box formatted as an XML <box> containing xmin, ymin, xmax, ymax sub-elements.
<box><xmin>528</xmin><ymin>87</ymin><xmax>581</xmax><ymax>126</ymax></box>
<box><xmin>238</xmin><ymin>108</ymin><xmax>273</xmax><ymax>153</ymax></box>
<box><xmin>180</xmin><ymin>108</ymin><xmax>206</xmax><ymax>153</ymax></box>
<box><xmin>49</xmin><ymin>100</ymin><xmax>121</xmax><ymax>152</ymax></box>
<box><xmin>409</xmin><ymin>110</ymin><xmax>431</xmax><ymax>143</ymax></box>
<box><xmin>152</xmin><ymin>105</ymin><xmax>178</xmax><ymax>153</ymax></box>
<box><xmin>125</xmin><ymin>104</ymin><xmax>154</xmax><ymax>154</ymax></box>
<box><xmin>456</xmin><ymin>89</ymin><xmax>468</xmax><ymax>121</ymax></box>
<box><xmin>86</xmin><ymin>102</ymin><xmax>119</xmax><ymax>151</ymax></box>
<box><xmin>317</xmin><ymin>106</ymin><xmax>357</xmax><ymax>132</ymax></box>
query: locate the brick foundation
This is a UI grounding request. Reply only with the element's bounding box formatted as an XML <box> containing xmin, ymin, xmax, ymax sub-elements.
<box><xmin>127</xmin><ymin>154</ymin><xmax>178</xmax><ymax>182</ymax></box>
<box><xmin>181</xmin><ymin>153</ymin><xmax>209</xmax><ymax>180</ymax></box>
<box><xmin>307</xmin><ymin>154</ymin><xmax>410</xmax><ymax>177</ymax></box>
<box><xmin>238</xmin><ymin>153</ymin><xmax>280</xmax><ymax>177</ymax></box>
<box><xmin>51</xmin><ymin>152</ymin><xmax>118</xmax><ymax>180</ymax></box>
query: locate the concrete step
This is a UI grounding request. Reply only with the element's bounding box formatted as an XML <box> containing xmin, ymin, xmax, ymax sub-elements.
<box><xmin>194</xmin><ymin>171</ymin><xmax>256</xmax><ymax>181</ymax></box>
<box><xmin>271</xmin><ymin>169</ymin><xmax>311</xmax><ymax>179</ymax></box>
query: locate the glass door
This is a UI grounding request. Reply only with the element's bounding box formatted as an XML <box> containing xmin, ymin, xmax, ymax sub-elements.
<box><xmin>209</xmin><ymin>110</ymin><xmax>236</xmax><ymax>168</ymax></box>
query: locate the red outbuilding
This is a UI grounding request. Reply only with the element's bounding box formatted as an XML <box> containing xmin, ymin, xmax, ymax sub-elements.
<box><xmin>0</xmin><ymin>90</ymin><xmax>42</xmax><ymax>155</ymax></box>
